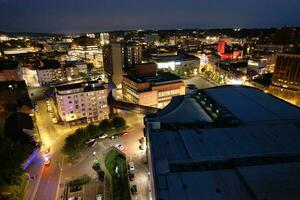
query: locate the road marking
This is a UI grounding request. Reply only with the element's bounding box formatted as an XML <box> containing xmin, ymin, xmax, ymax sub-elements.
<box><xmin>55</xmin><ymin>158</ymin><xmax>65</xmax><ymax>200</ymax></box>
<box><xmin>30</xmin><ymin>163</ymin><xmax>44</xmax><ymax>200</ymax></box>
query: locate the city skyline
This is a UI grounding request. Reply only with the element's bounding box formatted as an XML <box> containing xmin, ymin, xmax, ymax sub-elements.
<box><xmin>0</xmin><ymin>0</ymin><xmax>300</xmax><ymax>33</ymax></box>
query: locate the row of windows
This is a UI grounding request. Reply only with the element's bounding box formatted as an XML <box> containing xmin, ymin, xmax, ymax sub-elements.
<box><xmin>158</xmin><ymin>89</ymin><xmax>180</xmax><ymax>97</ymax></box>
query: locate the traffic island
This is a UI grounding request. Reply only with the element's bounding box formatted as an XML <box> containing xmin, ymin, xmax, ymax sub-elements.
<box><xmin>105</xmin><ymin>149</ymin><xmax>131</xmax><ymax>200</ymax></box>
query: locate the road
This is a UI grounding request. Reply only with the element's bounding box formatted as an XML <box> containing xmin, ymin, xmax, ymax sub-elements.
<box><xmin>24</xmin><ymin>100</ymin><xmax>78</xmax><ymax>200</ymax></box>
<box><xmin>183</xmin><ymin>74</ymin><xmax>218</xmax><ymax>89</ymax></box>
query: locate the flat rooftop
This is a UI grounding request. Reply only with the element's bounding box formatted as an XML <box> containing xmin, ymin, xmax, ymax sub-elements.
<box><xmin>156</xmin><ymin>162</ymin><xmax>300</xmax><ymax>200</ymax></box>
<box><xmin>153</xmin><ymin>55</ymin><xmax>199</xmax><ymax>63</ymax></box>
<box><xmin>126</xmin><ymin>72</ymin><xmax>182</xmax><ymax>84</ymax></box>
<box><xmin>146</xmin><ymin>86</ymin><xmax>300</xmax><ymax>200</ymax></box>
<box><xmin>204</xmin><ymin>86</ymin><xmax>300</xmax><ymax>124</ymax></box>
<box><xmin>56</xmin><ymin>81</ymin><xmax>106</xmax><ymax>94</ymax></box>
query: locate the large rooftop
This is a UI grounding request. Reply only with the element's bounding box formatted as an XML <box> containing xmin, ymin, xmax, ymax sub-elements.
<box><xmin>146</xmin><ymin>85</ymin><xmax>300</xmax><ymax>200</ymax></box>
<box><xmin>203</xmin><ymin>86</ymin><xmax>300</xmax><ymax>124</ymax></box>
<box><xmin>56</xmin><ymin>81</ymin><xmax>106</xmax><ymax>94</ymax></box>
<box><xmin>153</xmin><ymin>54</ymin><xmax>199</xmax><ymax>63</ymax></box>
<box><xmin>126</xmin><ymin>72</ymin><xmax>182</xmax><ymax>85</ymax></box>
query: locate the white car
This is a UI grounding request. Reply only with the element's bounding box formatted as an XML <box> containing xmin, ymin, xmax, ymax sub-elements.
<box><xmin>114</xmin><ymin>144</ymin><xmax>125</xmax><ymax>151</ymax></box>
<box><xmin>99</xmin><ymin>134</ymin><xmax>108</xmax><ymax>139</ymax></box>
<box><xmin>96</xmin><ymin>194</ymin><xmax>103</xmax><ymax>200</ymax></box>
<box><xmin>85</xmin><ymin>138</ymin><xmax>96</xmax><ymax>145</ymax></box>
<box><xmin>128</xmin><ymin>162</ymin><xmax>135</xmax><ymax>171</ymax></box>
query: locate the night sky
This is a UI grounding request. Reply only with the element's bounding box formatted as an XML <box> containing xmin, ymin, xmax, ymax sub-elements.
<box><xmin>0</xmin><ymin>0</ymin><xmax>300</xmax><ymax>33</ymax></box>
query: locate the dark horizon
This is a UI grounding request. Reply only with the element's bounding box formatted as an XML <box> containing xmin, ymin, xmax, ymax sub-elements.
<box><xmin>1</xmin><ymin>0</ymin><xmax>300</xmax><ymax>33</ymax></box>
<box><xmin>1</xmin><ymin>26</ymin><xmax>299</xmax><ymax>35</ymax></box>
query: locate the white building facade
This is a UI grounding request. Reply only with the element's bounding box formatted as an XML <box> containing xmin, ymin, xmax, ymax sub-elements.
<box><xmin>56</xmin><ymin>81</ymin><xmax>109</xmax><ymax>124</ymax></box>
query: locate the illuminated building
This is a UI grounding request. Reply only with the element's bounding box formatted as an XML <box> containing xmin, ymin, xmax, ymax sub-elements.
<box><xmin>124</xmin><ymin>42</ymin><xmax>142</xmax><ymax>70</ymax></box>
<box><xmin>103</xmin><ymin>42</ymin><xmax>124</xmax><ymax>89</ymax></box>
<box><xmin>3</xmin><ymin>47</ymin><xmax>38</xmax><ymax>55</ymax></box>
<box><xmin>0</xmin><ymin>34</ymin><xmax>9</xmax><ymax>41</ymax></box>
<box><xmin>153</xmin><ymin>55</ymin><xmax>199</xmax><ymax>71</ymax></box>
<box><xmin>145</xmin><ymin>86</ymin><xmax>300</xmax><ymax>200</ymax></box>
<box><xmin>36</xmin><ymin>59</ymin><xmax>63</xmax><ymax>85</ymax></box>
<box><xmin>247</xmin><ymin>56</ymin><xmax>275</xmax><ymax>77</ymax></box>
<box><xmin>64</xmin><ymin>61</ymin><xmax>88</xmax><ymax>80</ymax></box>
<box><xmin>69</xmin><ymin>36</ymin><xmax>103</xmax><ymax>69</ymax></box>
<box><xmin>269</xmin><ymin>54</ymin><xmax>300</xmax><ymax>105</ymax></box>
<box><xmin>272</xmin><ymin>54</ymin><xmax>300</xmax><ymax>90</ymax></box>
<box><xmin>254</xmin><ymin>44</ymin><xmax>285</xmax><ymax>54</ymax></box>
<box><xmin>99</xmin><ymin>33</ymin><xmax>110</xmax><ymax>46</ymax></box>
<box><xmin>217</xmin><ymin>39</ymin><xmax>241</xmax><ymax>61</ymax></box>
<box><xmin>0</xmin><ymin>60</ymin><xmax>22</xmax><ymax>81</ymax></box>
<box><xmin>217</xmin><ymin>39</ymin><xmax>226</xmax><ymax>54</ymax></box>
<box><xmin>122</xmin><ymin>64</ymin><xmax>185</xmax><ymax>108</ymax></box>
<box><xmin>145</xmin><ymin>33</ymin><xmax>160</xmax><ymax>46</ymax></box>
<box><xmin>216</xmin><ymin>60</ymin><xmax>248</xmax><ymax>84</ymax></box>
<box><xmin>19</xmin><ymin>64</ymin><xmax>40</xmax><ymax>87</ymax></box>
<box><xmin>56</xmin><ymin>81</ymin><xmax>109</xmax><ymax>124</ymax></box>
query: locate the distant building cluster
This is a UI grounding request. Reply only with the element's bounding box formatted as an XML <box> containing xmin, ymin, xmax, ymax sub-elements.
<box><xmin>0</xmin><ymin>26</ymin><xmax>300</xmax><ymax>120</ymax></box>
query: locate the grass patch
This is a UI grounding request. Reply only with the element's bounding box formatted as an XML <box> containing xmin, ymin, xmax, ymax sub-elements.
<box><xmin>105</xmin><ymin>150</ymin><xmax>130</xmax><ymax>200</ymax></box>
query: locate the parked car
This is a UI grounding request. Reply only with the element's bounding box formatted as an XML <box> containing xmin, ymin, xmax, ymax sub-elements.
<box><xmin>139</xmin><ymin>137</ymin><xmax>145</xmax><ymax>143</ymax></box>
<box><xmin>99</xmin><ymin>134</ymin><xmax>108</xmax><ymax>139</ymax></box>
<box><xmin>110</xmin><ymin>135</ymin><xmax>119</xmax><ymax>140</ymax></box>
<box><xmin>114</xmin><ymin>144</ymin><xmax>125</xmax><ymax>151</ymax></box>
<box><xmin>128</xmin><ymin>162</ymin><xmax>135</xmax><ymax>171</ymax></box>
<box><xmin>96</xmin><ymin>194</ymin><xmax>103</xmax><ymax>200</ymax></box>
<box><xmin>128</xmin><ymin>172</ymin><xmax>135</xmax><ymax>181</ymax></box>
<box><xmin>119</xmin><ymin>131</ymin><xmax>128</xmax><ymax>136</ymax></box>
<box><xmin>131</xmin><ymin>185</ymin><xmax>137</xmax><ymax>195</ymax></box>
<box><xmin>85</xmin><ymin>138</ymin><xmax>96</xmax><ymax>145</ymax></box>
<box><xmin>139</xmin><ymin>144</ymin><xmax>145</xmax><ymax>150</ymax></box>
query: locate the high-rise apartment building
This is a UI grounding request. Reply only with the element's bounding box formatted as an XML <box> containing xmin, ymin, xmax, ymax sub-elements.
<box><xmin>103</xmin><ymin>42</ymin><xmax>124</xmax><ymax>89</ymax></box>
<box><xmin>99</xmin><ymin>33</ymin><xmax>110</xmax><ymax>46</ymax></box>
<box><xmin>124</xmin><ymin>42</ymin><xmax>142</xmax><ymax>70</ymax></box>
<box><xmin>272</xmin><ymin>54</ymin><xmax>300</xmax><ymax>90</ymax></box>
<box><xmin>56</xmin><ymin>81</ymin><xmax>109</xmax><ymax>124</ymax></box>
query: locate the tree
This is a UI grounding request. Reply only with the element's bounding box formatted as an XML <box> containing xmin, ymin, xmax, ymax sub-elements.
<box><xmin>111</xmin><ymin>117</ymin><xmax>127</xmax><ymax>132</ymax></box>
<box><xmin>86</xmin><ymin>124</ymin><xmax>99</xmax><ymax>137</ymax></box>
<box><xmin>98</xmin><ymin>119</ymin><xmax>112</xmax><ymax>134</ymax></box>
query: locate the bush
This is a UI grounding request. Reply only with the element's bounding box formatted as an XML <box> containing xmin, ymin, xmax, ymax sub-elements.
<box><xmin>98</xmin><ymin>119</ymin><xmax>113</xmax><ymax>135</ymax></box>
<box><xmin>68</xmin><ymin>175</ymin><xmax>90</xmax><ymax>187</ymax></box>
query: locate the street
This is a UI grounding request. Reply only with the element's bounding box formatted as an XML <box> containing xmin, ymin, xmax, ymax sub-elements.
<box><xmin>183</xmin><ymin>74</ymin><xmax>218</xmax><ymax>89</ymax></box>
